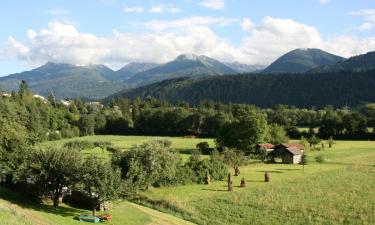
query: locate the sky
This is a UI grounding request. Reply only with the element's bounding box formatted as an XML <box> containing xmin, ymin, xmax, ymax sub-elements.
<box><xmin>0</xmin><ymin>0</ymin><xmax>374</xmax><ymax>75</ymax></box>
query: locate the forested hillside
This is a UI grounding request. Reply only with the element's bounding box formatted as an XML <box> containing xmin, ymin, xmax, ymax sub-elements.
<box><xmin>262</xmin><ymin>48</ymin><xmax>344</xmax><ymax>73</ymax></box>
<box><xmin>310</xmin><ymin>51</ymin><xmax>375</xmax><ymax>73</ymax></box>
<box><xmin>111</xmin><ymin>70</ymin><xmax>375</xmax><ymax>108</ymax></box>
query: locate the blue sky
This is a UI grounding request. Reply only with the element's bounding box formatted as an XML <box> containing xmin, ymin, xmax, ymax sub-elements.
<box><xmin>0</xmin><ymin>0</ymin><xmax>374</xmax><ymax>75</ymax></box>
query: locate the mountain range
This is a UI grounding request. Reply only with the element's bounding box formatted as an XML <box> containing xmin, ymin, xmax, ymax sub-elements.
<box><xmin>1</xmin><ymin>48</ymin><xmax>372</xmax><ymax>101</ymax></box>
<box><xmin>108</xmin><ymin>50</ymin><xmax>375</xmax><ymax>107</ymax></box>
<box><xmin>0</xmin><ymin>54</ymin><xmax>263</xmax><ymax>99</ymax></box>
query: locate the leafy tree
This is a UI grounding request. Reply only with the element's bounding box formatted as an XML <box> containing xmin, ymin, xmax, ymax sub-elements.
<box><xmin>308</xmin><ymin>135</ymin><xmax>321</xmax><ymax>149</ymax></box>
<box><xmin>299</xmin><ymin>136</ymin><xmax>309</xmax><ymax>148</ymax></box>
<box><xmin>223</xmin><ymin>149</ymin><xmax>245</xmax><ymax>176</ymax></box>
<box><xmin>196</xmin><ymin>142</ymin><xmax>210</xmax><ymax>155</ymax></box>
<box><xmin>30</xmin><ymin>147</ymin><xmax>82</xmax><ymax>208</ymax></box>
<box><xmin>216</xmin><ymin>106</ymin><xmax>268</xmax><ymax>151</ymax></box>
<box><xmin>268</xmin><ymin>124</ymin><xmax>289</xmax><ymax>145</ymax></box>
<box><xmin>112</xmin><ymin>141</ymin><xmax>179</xmax><ymax>194</ymax></box>
<box><xmin>80</xmin><ymin>156</ymin><xmax>121</xmax><ymax>215</ymax></box>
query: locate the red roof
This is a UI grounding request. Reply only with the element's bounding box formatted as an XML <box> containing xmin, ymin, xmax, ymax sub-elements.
<box><xmin>257</xmin><ymin>143</ymin><xmax>275</xmax><ymax>149</ymax></box>
<box><xmin>279</xmin><ymin>143</ymin><xmax>304</xmax><ymax>150</ymax></box>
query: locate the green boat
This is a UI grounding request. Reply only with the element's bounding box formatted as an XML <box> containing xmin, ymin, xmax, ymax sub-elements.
<box><xmin>78</xmin><ymin>215</ymin><xmax>100</xmax><ymax>223</ymax></box>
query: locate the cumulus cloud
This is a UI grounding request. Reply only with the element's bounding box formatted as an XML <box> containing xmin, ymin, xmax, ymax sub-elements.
<box><xmin>349</xmin><ymin>9</ymin><xmax>375</xmax><ymax>31</ymax></box>
<box><xmin>241</xmin><ymin>18</ymin><xmax>254</xmax><ymax>31</ymax></box>
<box><xmin>199</xmin><ymin>0</ymin><xmax>225</xmax><ymax>10</ymax></box>
<box><xmin>5</xmin><ymin>17</ymin><xmax>375</xmax><ymax>68</ymax></box>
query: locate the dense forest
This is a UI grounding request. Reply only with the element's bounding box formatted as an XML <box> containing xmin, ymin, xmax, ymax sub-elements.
<box><xmin>1</xmin><ymin>82</ymin><xmax>374</xmax><ymax>148</ymax></box>
<box><xmin>115</xmin><ymin>70</ymin><xmax>375</xmax><ymax>108</ymax></box>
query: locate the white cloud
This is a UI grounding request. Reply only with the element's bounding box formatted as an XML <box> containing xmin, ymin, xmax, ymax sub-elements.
<box><xmin>139</xmin><ymin>16</ymin><xmax>239</xmax><ymax>31</ymax></box>
<box><xmin>349</xmin><ymin>9</ymin><xmax>375</xmax><ymax>31</ymax></box>
<box><xmin>48</xmin><ymin>8</ymin><xmax>72</xmax><ymax>15</ymax></box>
<box><xmin>241</xmin><ymin>18</ymin><xmax>254</xmax><ymax>31</ymax></box>
<box><xmin>199</xmin><ymin>0</ymin><xmax>225</xmax><ymax>10</ymax></box>
<box><xmin>319</xmin><ymin>0</ymin><xmax>330</xmax><ymax>4</ymax></box>
<box><xmin>123</xmin><ymin>6</ymin><xmax>144</xmax><ymax>13</ymax></box>
<box><xmin>148</xmin><ymin>5</ymin><xmax>182</xmax><ymax>13</ymax></box>
<box><xmin>149</xmin><ymin>6</ymin><xmax>164</xmax><ymax>13</ymax></box>
<box><xmin>5</xmin><ymin>17</ymin><xmax>375</xmax><ymax>68</ymax></box>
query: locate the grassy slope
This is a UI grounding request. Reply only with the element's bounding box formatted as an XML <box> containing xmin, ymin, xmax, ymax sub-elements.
<box><xmin>3</xmin><ymin>137</ymin><xmax>375</xmax><ymax>225</ymax></box>
<box><xmin>138</xmin><ymin>141</ymin><xmax>375</xmax><ymax>225</ymax></box>
<box><xmin>0</xmin><ymin>187</ymin><xmax>193</xmax><ymax>225</ymax></box>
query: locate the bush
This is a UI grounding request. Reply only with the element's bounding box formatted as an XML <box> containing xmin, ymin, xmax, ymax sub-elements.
<box><xmin>49</xmin><ymin>132</ymin><xmax>62</xmax><ymax>141</ymax></box>
<box><xmin>154</xmin><ymin>166</ymin><xmax>197</xmax><ymax>187</ymax></box>
<box><xmin>188</xmin><ymin>159</ymin><xmax>228</xmax><ymax>184</ymax></box>
<box><xmin>155</xmin><ymin>139</ymin><xmax>172</xmax><ymax>148</ymax></box>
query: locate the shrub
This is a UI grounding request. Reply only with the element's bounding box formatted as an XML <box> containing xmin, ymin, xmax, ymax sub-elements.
<box><xmin>155</xmin><ymin>166</ymin><xmax>197</xmax><ymax>187</ymax></box>
<box><xmin>49</xmin><ymin>132</ymin><xmax>62</xmax><ymax>141</ymax></box>
<box><xmin>188</xmin><ymin>159</ymin><xmax>228</xmax><ymax>184</ymax></box>
<box><xmin>155</xmin><ymin>139</ymin><xmax>172</xmax><ymax>148</ymax></box>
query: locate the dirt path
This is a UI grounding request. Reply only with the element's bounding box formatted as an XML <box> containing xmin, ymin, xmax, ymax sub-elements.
<box><xmin>129</xmin><ymin>202</ymin><xmax>195</xmax><ymax>225</ymax></box>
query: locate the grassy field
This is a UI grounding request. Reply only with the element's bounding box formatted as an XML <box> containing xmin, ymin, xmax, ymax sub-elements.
<box><xmin>40</xmin><ymin>135</ymin><xmax>214</xmax><ymax>160</ymax></box>
<box><xmin>0</xmin><ymin>186</ymin><xmax>193</xmax><ymax>225</ymax></box>
<box><xmin>137</xmin><ymin>141</ymin><xmax>375</xmax><ymax>225</ymax></box>
<box><xmin>2</xmin><ymin>136</ymin><xmax>375</xmax><ymax>225</ymax></box>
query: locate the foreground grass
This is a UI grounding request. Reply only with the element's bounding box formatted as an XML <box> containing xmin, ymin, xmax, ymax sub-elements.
<box><xmin>139</xmin><ymin>141</ymin><xmax>375</xmax><ymax>225</ymax></box>
<box><xmin>0</xmin><ymin>186</ymin><xmax>193</xmax><ymax>225</ymax></box>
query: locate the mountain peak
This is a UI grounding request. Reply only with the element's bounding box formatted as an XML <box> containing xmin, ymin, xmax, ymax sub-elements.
<box><xmin>262</xmin><ymin>48</ymin><xmax>345</xmax><ymax>74</ymax></box>
<box><xmin>175</xmin><ymin>54</ymin><xmax>200</xmax><ymax>61</ymax></box>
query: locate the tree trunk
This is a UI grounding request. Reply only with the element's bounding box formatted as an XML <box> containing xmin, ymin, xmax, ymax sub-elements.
<box><xmin>53</xmin><ymin>187</ymin><xmax>60</xmax><ymax>208</ymax></box>
<box><xmin>92</xmin><ymin>206</ymin><xmax>96</xmax><ymax>216</ymax></box>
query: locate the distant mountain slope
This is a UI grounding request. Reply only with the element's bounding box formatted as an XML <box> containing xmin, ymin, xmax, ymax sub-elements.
<box><xmin>310</xmin><ymin>51</ymin><xmax>375</xmax><ymax>73</ymax></box>
<box><xmin>109</xmin><ymin>70</ymin><xmax>375</xmax><ymax>108</ymax></box>
<box><xmin>127</xmin><ymin>54</ymin><xmax>237</xmax><ymax>86</ymax></box>
<box><xmin>116</xmin><ymin>62</ymin><xmax>160</xmax><ymax>81</ymax></box>
<box><xmin>263</xmin><ymin>48</ymin><xmax>345</xmax><ymax>73</ymax></box>
<box><xmin>225</xmin><ymin>62</ymin><xmax>266</xmax><ymax>73</ymax></box>
<box><xmin>0</xmin><ymin>62</ymin><xmax>125</xmax><ymax>99</ymax></box>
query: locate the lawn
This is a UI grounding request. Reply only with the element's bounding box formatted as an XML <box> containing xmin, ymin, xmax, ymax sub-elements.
<box><xmin>0</xmin><ymin>186</ymin><xmax>193</xmax><ymax>225</ymax></box>
<box><xmin>3</xmin><ymin>137</ymin><xmax>375</xmax><ymax>225</ymax></box>
<box><xmin>137</xmin><ymin>140</ymin><xmax>375</xmax><ymax>225</ymax></box>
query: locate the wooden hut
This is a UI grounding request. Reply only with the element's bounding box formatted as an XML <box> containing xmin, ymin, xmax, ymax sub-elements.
<box><xmin>272</xmin><ymin>144</ymin><xmax>304</xmax><ymax>164</ymax></box>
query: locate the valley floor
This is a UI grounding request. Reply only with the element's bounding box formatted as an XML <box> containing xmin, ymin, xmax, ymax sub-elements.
<box><xmin>1</xmin><ymin>137</ymin><xmax>374</xmax><ymax>225</ymax></box>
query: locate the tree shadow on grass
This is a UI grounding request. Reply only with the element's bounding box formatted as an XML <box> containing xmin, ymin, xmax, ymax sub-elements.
<box><xmin>255</xmin><ymin>170</ymin><xmax>283</xmax><ymax>173</ymax></box>
<box><xmin>201</xmin><ymin>188</ymin><xmax>227</xmax><ymax>192</ymax></box>
<box><xmin>276</xmin><ymin>168</ymin><xmax>300</xmax><ymax>171</ymax></box>
<box><xmin>0</xmin><ymin>187</ymin><xmax>86</xmax><ymax>220</ymax></box>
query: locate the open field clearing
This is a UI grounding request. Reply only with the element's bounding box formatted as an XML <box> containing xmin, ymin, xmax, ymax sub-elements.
<box><xmin>2</xmin><ymin>137</ymin><xmax>375</xmax><ymax>225</ymax></box>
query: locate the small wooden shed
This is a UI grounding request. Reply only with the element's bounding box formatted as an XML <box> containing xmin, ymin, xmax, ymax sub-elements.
<box><xmin>272</xmin><ymin>144</ymin><xmax>304</xmax><ymax>164</ymax></box>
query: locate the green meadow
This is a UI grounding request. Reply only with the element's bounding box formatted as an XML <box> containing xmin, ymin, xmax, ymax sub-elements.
<box><xmin>1</xmin><ymin>136</ymin><xmax>375</xmax><ymax>225</ymax></box>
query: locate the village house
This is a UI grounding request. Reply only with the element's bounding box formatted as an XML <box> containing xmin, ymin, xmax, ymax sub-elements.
<box><xmin>272</xmin><ymin>143</ymin><xmax>305</xmax><ymax>164</ymax></box>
